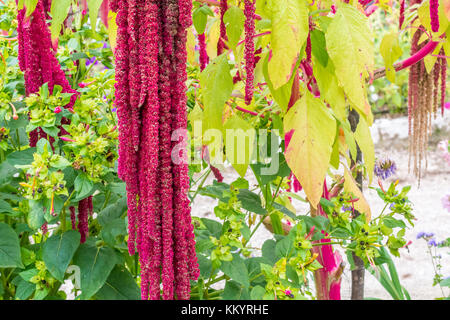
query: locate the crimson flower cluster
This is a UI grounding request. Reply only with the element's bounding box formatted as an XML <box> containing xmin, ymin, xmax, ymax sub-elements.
<box><xmin>112</xmin><ymin>0</ymin><xmax>199</xmax><ymax>300</ymax></box>
<box><xmin>430</xmin><ymin>0</ymin><xmax>439</xmax><ymax>33</ymax></box>
<box><xmin>17</xmin><ymin>0</ymin><xmax>78</xmax><ymax>147</ymax></box>
<box><xmin>244</xmin><ymin>0</ymin><xmax>256</xmax><ymax>105</ymax></box>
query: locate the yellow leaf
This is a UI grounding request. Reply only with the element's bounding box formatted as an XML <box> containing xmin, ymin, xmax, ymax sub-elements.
<box><xmin>107</xmin><ymin>11</ymin><xmax>118</xmax><ymax>52</ymax></box>
<box><xmin>343</xmin><ymin>167</ymin><xmax>371</xmax><ymax>221</ymax></box>
<box><xmin>284</xmin><ymin>91</ymin><xmax>337</xmax><ymax>208</ymax></box>
<box><xmin>325</xmin><ymin>4</ymin><xmax>374</xmax><ymax>115</ymax></box>
<box><xmin>267</xmin><ymin>0</ymin><xmax>309</xmax><ymax>89</ymax></box>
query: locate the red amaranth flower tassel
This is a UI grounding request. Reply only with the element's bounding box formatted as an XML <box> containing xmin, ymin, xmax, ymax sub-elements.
<box><xmin>112</xmin><ymin>0</ymin><xmax>199</xmax><ymax>301</ymax></box>
<box><xmin>399</xmin><ymin>0</ymin><xmax>405</xmax><ymax>29</ymax></box>
<box><xmin>306</xmin><ymin>32</ymin><xmax>312</xmax><ymax>64</ymax></box>
<box><xmin>440</xmin><ymin>50</ymin><xmax>447</xmax><ymax>115</ymax></box>
<box><xmin>210</xmin><ymin>165</ymin><xmax>224</xmax><ymax>182</ymax></box>
<box><xmin>77</xmin><ymin>198</ymin><xmax>89</xmax><ymax>243</ymax></box>
<box><xmin>244</xmin><ymin>0</ymin><xmax>256</xmax><ymax>105</ymax></box>
<box><xmin>430</xmin><ymin>0</ymin><xmax>440</xmax><ymax>33</ymax></box>
<box><xmin>198</xmin><ymin>32</ymin><xmax>209</xmax><ymax>71</ymax></box>
<box><xmin>217</xmin><ymin>0</ymin><xmax>228</xmax><ymax>55</ymax></box>
<box><xmin>17</xmin><ymin>0</ymin><xmax>78</xmax><ymax>147</ymax></box>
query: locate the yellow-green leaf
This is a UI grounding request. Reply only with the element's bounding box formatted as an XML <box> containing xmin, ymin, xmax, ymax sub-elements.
<box><xmin>284</xmin><ymin>91</ymin><xmax>337</xmax><ymax>208</ymax></box>
<box><xmin>50</xmin><ymin>0</ymin><xmax>71</xmax><ymax>41</ymax></box>
<box><xmin>224</xmin><ymin>6</ymin><xmax>245</xmax><ymax>50</ymax></box>
<box><xmin>325</xmin><ymin>4</ymin><xmax>374</xmax><ymax>115</ymax></box>
<box><xmin>223</xmin><ymin>115</ymin><xmax>256</xmax><ymax>177</ymax></box>
<box><xmin>380</xmin><ymin>32</ymin><xmax>403</xmax><ymax>83</ymax></box>
<box><xmin>87</xmin><ymin>0</ymin><xmax>103</xmax><ymax>33</ymax></box>
<box><xmin>200</xmin><ymin>54</ymin><xmax>233</xmax><ymax>134</ymax></box>
<box><xmin>313</xmin><ymin>58</ymin><xmax>347</xmax><ymax>123</ymax></box>
<box><xmin>266</xmin><ymin>0</ymin><xmax>309</xmax><ymax>89</ymax></box>
<box><xmin>343</xmin><ymin>167</ymin><xmax>371</xmax><ymax>221</ymax></box>
<box><xmin>107</xmin><ymin>10</ymin><xmax>118</xmax><ymax>52</ymax></box>
<box><xmin>354</xmin><ymin>115</ymin><xmax>375</xmax><ymax>184</ymax></box>
<box><xmin>24</xmin><ymin>0</ymin><xmax>38</xmax><ymax>17</ymax></box>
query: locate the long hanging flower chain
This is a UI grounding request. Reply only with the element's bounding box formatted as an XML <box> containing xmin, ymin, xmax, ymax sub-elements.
<box><xmin>111</xmin><ymin>0</ymin><xmax>199</xmax><ymax>300</ymax></box>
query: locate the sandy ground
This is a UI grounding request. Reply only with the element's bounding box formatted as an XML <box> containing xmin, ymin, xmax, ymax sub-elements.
<box><xmin>191</xmin><ymin>112</ymin><xmax>450</xmax><ymax>300</ymax></box>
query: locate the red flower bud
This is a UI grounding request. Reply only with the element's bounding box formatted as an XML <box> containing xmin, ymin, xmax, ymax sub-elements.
<box><xmin>54</xmin><ymin>106</ymin><xmax>62</xmax><ymax>113</ymax></box>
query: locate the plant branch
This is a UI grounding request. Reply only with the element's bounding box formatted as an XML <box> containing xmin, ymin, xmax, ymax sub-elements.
<box><xmin>373</xmin><ymin>39</ymin><xmax>440</xmax><ymax>81</ymax></box>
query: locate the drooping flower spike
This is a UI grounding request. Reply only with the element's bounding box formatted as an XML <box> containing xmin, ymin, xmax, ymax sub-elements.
<box><xmin>111</xmin><ymin>0</ymin><xmax>199</xmax><ymax>300</ymax></box>
<box><xmin>244</xmin><ymin>0</ymin><xmax>256</xmax><ymax>105</ymax></box>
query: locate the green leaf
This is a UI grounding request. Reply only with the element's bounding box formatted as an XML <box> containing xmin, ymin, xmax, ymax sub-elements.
<box><xmin>261</xmin><ymin>239</ymin><xmax>277</xmax><ymax>265</ymax></box>
<box><xmin>74</xmin><ymin>173</ymin><xmax>94</xmax><ymax>200</ymax></box>
<box><xmin>73</xmin><ymin>243</ymin><xmax>117</xmax><ymax>300</ymax></box>
<box><xmin>440</xmin><ymin>277</ymin><xmax>450</xmax><ymax>287</ymax></box>
<box><xmin>284</xmin><ymin>91</ymin><xmax>337</xmax><ymax>208</ymax></box>
<box><xmin>380</xmin><ymin>32</ymin><xmax>403</xmax><ymax>83</ymax></box>
<box><xmin>200</xmin><ymin>54</ymin><xmax>233</xmax><ymax>134</ymax></box>
<box><xmin>15</xmin><ymin>278</ymin><xmax>35</xmax><ymax>300</ymax></box>
<box><xmin>222</xmin><ymin>280</ymin><xmax>249</xmax><ymax>300</ymax></box>
<box><xmin>354</xmin><ymin>115</ymin><xmax>375</xmax><ymax>183</ymax></box>
<box><xmin>7</xmin><ymin>148</ymin><xmax>36</xmax><ymax>166</ymax></box>
<box><xmin>95</xmin><ymin>265</ymin><xmax>140</xmax><ymax>300</ymax></box>
<box><xmin>24</xmin><ymin>0</ymin><xmax>38</xmax><ymax>17</ymax></box>
<box><xmin>275</xmin><ymin>236</ymin><xmax>293</xmax><ymax>258</ymax></box>
<box><xmin>266</xmin><ymin>0</ymin><xmax>309</xmax><ymax>89</ymax></box>
<box><xmin>325</xmin><ymin>4</ymin><xmax>374</xmax><ymax>116</ymax></box>
<box><xmin>193</xmin><ymin>5</ymin><xmax>213</xmax><ymax>34</ymax></box>
<box><xmin>220</xmin><ymin>253</ymin><xmax>250</xmax><ymax>288</ymax></box>
<box><xmin>224</xmin><ymin>6</ymin><xmax>245</xmax><ymax>50</ymax></box>
<box><xmin>223</xmin><ymin>115</ymin><xmax>256</xmax><ymax>177</ymax></box>
<box><xmin>27</xmin><ymin>200</ymin><xmax>45</xmax><ymax>230</ymax></box>
<box><xmin>313</xmin><ymin>59</ymin><xmax>347</xmax><ymax>123</ymax></box>
<box><xmin>250</xmin><ymin>285</ymin><xmax>266</xmax><ymax>300</ymax></box>
<box><xmin>236</xmin><ymin>189</ymin><xmax>266</xmax><ymax>215</ymax></box>
<box><xmin>42</xmin><ymin>230</ymin><xmax>81</xmax><ymax>282</ymax></box>
<box><xmin>0</xmin><ymin>199</ymin><xmax>14</xmax><ymax>214</ymax></box>
<box><xmin>310</xmin><ymin>29</ymin><xmax>329</xmax><ymax>67</ymax></box>
<box><xmin>0</xmin><ymin>223</ymin><xmax>24</xmax><ymax>268</ymax></box>
<box><xmin>97</xmin><ymin>197</ymin><xmax>127</xmax><ymax>227</ymax></box>
<box><xmin>87</xmin><ymin>0</ymin><xmax>104</xmax><ymax>33</ymax></box>
<box><xmin>100</xmin><ymin>218</ymin><xmax>127</xmax><ymax>247</ymax></box>
<box><xmin>50</xmin><ymin>0</ymin><xmax>71</xmax><ymax>41</ymax></box>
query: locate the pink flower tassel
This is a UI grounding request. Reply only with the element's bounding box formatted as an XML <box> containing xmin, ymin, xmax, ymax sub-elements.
<box><xmin>430</xmin><ymin>0</ymin><xmax>440</xmax><ymax>33</ymax></box>
<box><xmin>244</xmin><ymin>0</ymin><xmax>255</xmax><ymax>105</ymax></box>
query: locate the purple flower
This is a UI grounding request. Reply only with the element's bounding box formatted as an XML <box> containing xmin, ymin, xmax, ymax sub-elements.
<box><xmin>441</xmin><ymin>194</ymin><xmax>450</xmax><ymax>213</ymax></box>
<box><xmin>425</xmin><ymin>232</ymin><xmax>435</xmax><ymax>238</ymax></box>
<box><xmin>85</xmin><ymin>56</ymin><xmax>98</xmax><ymax>66</ymax></box>
<box><xmin>416</xmin><ymin>232</ymin><xmax>426</xmax><ymax>239</ymax></box>
<box><xmin>341</xmin><ymin>205</ymin><xmax>352</xmax><ymax>212</ymax></box>
<box><xmin>428</xmin><ymin>239</ymin><xmax>437</xmax><ymax>247</ymax></box>
<box><xmin>374</xmin><ymin>158</ymin><xmax>397</xmax><ymax>180</ymax></box>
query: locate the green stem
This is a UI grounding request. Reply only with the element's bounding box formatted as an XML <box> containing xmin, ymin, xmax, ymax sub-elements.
<box><xmin>190</xmin><ymin>169</ymin><xmax>211</xmax><ymax>202</ymax></box>
<box><xmin>205</xmin><ymin>274</ymin><xmax>228</xmax><ymax>287</ymax></box>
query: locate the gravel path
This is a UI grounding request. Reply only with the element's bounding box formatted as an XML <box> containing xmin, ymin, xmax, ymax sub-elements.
<box><xmin>191</xmin><ymin>112</ymin><xmax>450</xmax><ymax>300</ymax></box>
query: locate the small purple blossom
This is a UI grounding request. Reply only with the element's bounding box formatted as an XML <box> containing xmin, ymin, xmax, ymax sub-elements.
<box><xmin>416</xmin><ymin>232</ymin><xmax>426</xmax><ymax>239</ymax></box>
<box><xmin>425</xmin><ymin>232</ymin><xmax>435</xmax><ymax>238</ymax></box>
<box><xmin>111</xmin><ymin>107</ymin><xmax>117</xmax><ymax>112</ymax></box>
<box><xmin>341</xmin><ymin>205</ymin><xmax>352</xmax><ymax>212</ymax></box>
<box><xmin>85</xmin><ymin>56</ymin><xmax>98</xmax><ymax>66</ymax></box>
<box><xmin>428</xmin><ymin>239</ymin><xmax>437</xmax><ymax>247</ymax></box>
<box><xmin>374</xmin><ymin>158</ymin><xmax>397</xmax><ymax>180</ymax></box>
